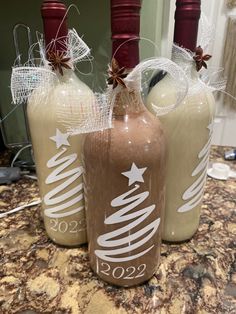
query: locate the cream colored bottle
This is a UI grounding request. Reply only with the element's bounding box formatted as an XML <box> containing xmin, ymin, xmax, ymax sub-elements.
<box><xmin>146</xmin><ymin>62</ymin><xmax>215</xmax><ymax>242</ymax></box>
<box><xmin>28</xmin><ymin>69</ymin><xmax>94</xmax><ymax>246</ymax></box>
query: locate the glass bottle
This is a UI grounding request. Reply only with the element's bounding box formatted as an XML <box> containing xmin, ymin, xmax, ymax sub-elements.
<box><xmin>146</xmin><ymin>0</ymin><xmax>216</xmax><ymax>242</ymax></box>
<box><xmin>27</xmin><ymin>0</ymin><xmax>93</xmax><ymax>246</ymax></box>
<box><xmin>82</xmin><ymin>0</ymin><xmax>167</xmax><ymax>287</ymax></box>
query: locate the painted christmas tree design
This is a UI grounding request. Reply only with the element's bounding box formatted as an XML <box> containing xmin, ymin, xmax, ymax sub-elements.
<box><xmin>43</xmin><ymin>128</ymin><xmax>84</xmax><ymax>219</ymax></box>
<box><xmin>95</xmin><ymin>162</ymin><xmax>161</xmax><ymax>263</ymax></box>
<box><xmin>177</xmin><ymin>120</ymin><xmax>214</xmax><ymax>213</ymax></box>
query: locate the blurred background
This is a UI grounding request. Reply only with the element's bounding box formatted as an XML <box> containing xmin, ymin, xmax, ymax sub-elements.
<box><xmin>0</xmin><ymin>0</ymin><xmax>235</xmax><ymax>156</ymax></box>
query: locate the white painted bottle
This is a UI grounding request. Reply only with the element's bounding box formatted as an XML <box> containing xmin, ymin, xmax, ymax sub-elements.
<box><xmin>27</xmin><ymin>0</ymin><xmax>93</xmax><ymax>246</ymax></box>
<box><xmin>146</xmin><ymin>0</ymin><xmax>216</xmax><ymax>242</ymax></box>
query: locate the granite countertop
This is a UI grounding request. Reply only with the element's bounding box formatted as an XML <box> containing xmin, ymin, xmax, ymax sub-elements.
<box><xmin>0</xmin><ymin>146</ymin><xmax>235</xmax><ymax>314</ymax></box>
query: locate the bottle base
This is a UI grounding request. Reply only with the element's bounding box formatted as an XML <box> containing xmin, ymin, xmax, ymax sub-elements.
<box><xmin>47</xmin><ymin>233</ymin><xmax>87</xmax><ymax>247</ymax></box>
<box><xmin>92</xmin><ymin>269</ymin><xmax>155</xmax><ymax>288</ymax></box>
<box><xmin>90</xmin><ymin>261</ymin><xmax>158</xmax><ymax>288</ymax></box>
<box><xmin>50</xmin><ymin>239</ymin><xmax>88</xmax><ymax>247</ymax></box>
<box><xmin>162</xmin><ymin>227</ymin><xmax>198</xmax><ymax>243</ymax></box>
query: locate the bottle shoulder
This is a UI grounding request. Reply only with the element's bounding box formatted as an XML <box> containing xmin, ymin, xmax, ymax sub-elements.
<box><xmin>84</xmin><ymin>111</ymin><xmax>166</xmax><ymax>153</ymax></box>
<box><xmin>146</xmin><ymin>75</ymin><xmax>215</xmax><ymax>115</ymax></box>
<box><xmin>54</xmin><ymin>74</ymin><xmax>93</xmax><ymax>96</ymax></box>
<box><xmin>27</xmin><ymin>74</ymin><xmax>94</xmax><ymax>114</ymax></box>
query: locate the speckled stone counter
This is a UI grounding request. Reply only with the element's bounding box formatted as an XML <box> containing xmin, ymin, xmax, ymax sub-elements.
<box><xmin>0</xmin><ymin>146</ymin><xmax>235</xmax><ymax>314</ymax></box>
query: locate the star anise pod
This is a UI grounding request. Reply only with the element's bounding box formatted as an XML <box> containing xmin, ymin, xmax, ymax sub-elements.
<box><xmin>48</xmin><ymin>51</ymin><xmax>71</xmax><ymax>76</ymax></box>
<box><xmin>193</xmin><ymin>46</ymin><xmax>212</xmax><ymax>72</ymax></box>
<box><xmin>107</xmin><ymin>58</ymin><xmax>128</xmax><ymax>89</ymax></box>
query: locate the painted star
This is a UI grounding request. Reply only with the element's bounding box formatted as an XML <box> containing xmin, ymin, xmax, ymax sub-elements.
<box><xmin>50</xmin><ymin>128</ymin><xmax>70</xmax><ymax>149</ymax></box>
<box><xmin>122</xmin><ymin>162</ymin><xmax>147</xmax><ymax>186</ymax></box>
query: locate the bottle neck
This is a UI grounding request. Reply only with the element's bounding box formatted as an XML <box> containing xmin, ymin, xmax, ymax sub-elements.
<box><xmin>173</xmin><ymin>0</ymin><xmax>201</xmax><ymax>52</ymax></box>
<box><xmin>112</xmin><ymin>40</ymin><xmax>140</xmax><ymax>69</ymax></box>
<box><xmin>111</xmin><ymin>0</ymin><xmax>141</xmax><ymax>68</ymax></box>
<box><xmin>57</xmin><ymin>68</ymin><xmax>78</xmax><ymax>83</ymax></box>
<box><xmin>112</xmin><ymin>86</ymin><xmax>145</xmax><ymax>116</ymax></box>
<box><xmin>41</xmin><ymin>0</ymin><xmax>68</xmax><ymax>56</ymax></box>
<box><xmin>110</xmin><ymin>1</ymin><xmax>142</xmax><ymax>116</ymax></box>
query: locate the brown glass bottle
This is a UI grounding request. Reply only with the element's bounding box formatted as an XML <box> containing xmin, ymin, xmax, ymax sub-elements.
<box><xmin>82</xmin><ymin>0</ymin><xmax>167</xmax><ymax>287</ymax></box>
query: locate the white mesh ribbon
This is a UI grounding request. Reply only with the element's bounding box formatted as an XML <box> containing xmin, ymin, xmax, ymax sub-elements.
<box><xmin>171</xmin><ymin>13</ymin><xmax>227</xmax><ymax>98</ymax></box>
<box><xmin>126</xmin><ymin>57</ymin><xmax>189</xmax><ymax>116</ymax></box>
<box><xmin>171</xmin><ymin>43</ymin><xmax>227</xmax><ymax>96</ymax></box>
<box><xmin>58</xmin><ymin>56</ymin><xmax>189</xmax><ymax>135</ymax></box>
<box><xmin>10</xmin><ymin>28</ymin><xmax>114</xmax><ymax>135</ymax></box>
<box><xmin>11</xmin><ymin>66</ymin><xmax>56</xmax><ymax>105</ymax></box>
<box><xmin>56</xmin><ymin>91</ymin><xmax>113</xmax><ymax>135</ymax></box>
<box><xmin>66</xmin><ymin>28</ymin><xmax>91</xmax><ymax>64</ymax></box>
<box><xmin>198</xmin><ymin>13</ymin><xmax>214</xmax><ymax>52</ymax></box>
<box><xmin>11</xmin><ymin>29</ymin><xmax>91</xmax><ymax>105</ymax></box>
<box><xmin>11</xmin><ymin>31</ymin><xmax>190</xmax><ymax>134</ymax></box>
